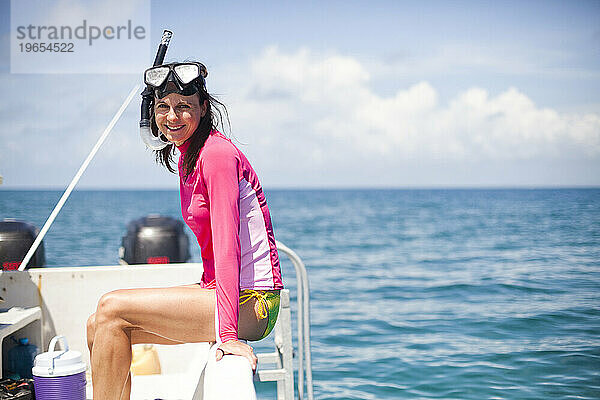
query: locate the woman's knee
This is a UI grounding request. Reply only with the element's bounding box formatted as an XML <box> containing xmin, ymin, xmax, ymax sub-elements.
<box><xmin>95</xmin><ymin>289</ymin><xmax>129</xmax><ymax>325</ymax></box>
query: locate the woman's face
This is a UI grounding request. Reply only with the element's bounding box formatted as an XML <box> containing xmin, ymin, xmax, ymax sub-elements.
<box><xmin>154</xmin><ymin>93</ymin><xmax>206</xmax><ymax>146</ymax></box>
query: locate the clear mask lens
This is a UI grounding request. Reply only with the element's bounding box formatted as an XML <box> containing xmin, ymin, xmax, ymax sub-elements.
<box><xmin>145</xmin><ymin>67</ymin><xmax>170</xmax><ymax>87</ymax></box>
<box><xmin>174</xmin><ymin>64</ymin><xmax>200</xmax><ymax>84</ymax></box>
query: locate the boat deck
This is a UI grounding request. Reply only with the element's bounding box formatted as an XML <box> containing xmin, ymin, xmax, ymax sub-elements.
<box><xmin>0</xmin><ymin>246</ymin><xmax>311</xmax><ymax>399</ymax></box>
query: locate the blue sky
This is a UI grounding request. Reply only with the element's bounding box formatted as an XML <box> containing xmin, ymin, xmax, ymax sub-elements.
<box><xmin>0</xmin><ymin>0</ymin><xmax>599</xmax><ymax>189</ymax></box>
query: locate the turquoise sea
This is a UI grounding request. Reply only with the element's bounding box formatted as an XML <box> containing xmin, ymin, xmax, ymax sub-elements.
<box><xmin>1</xmin><ymin>188</ymin><xmax>600</xmax><ymax>399</ymax></box>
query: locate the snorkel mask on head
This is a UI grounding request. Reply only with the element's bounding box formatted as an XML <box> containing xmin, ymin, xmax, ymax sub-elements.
<box><xmin>145</xmin><ymin>62</ymin><xmax>208</xmax><ymax>98</ymax></box>
<box><xmin>139</xmin><ymin>30</ymin><xmax>208</xmax><ymax>150</ymax></box>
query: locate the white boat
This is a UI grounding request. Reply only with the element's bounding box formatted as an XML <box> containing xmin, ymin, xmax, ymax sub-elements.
<box><xmin>0</xmin><ymin>241</ymin><xmax>313</xmax><ymax>400</ymax></box>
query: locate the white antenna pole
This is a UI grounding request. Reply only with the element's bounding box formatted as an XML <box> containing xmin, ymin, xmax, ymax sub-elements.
<box><xmin>19</xmin><ymin>84</ymin><xmax>140</xmax><ymax>271</ymax></box>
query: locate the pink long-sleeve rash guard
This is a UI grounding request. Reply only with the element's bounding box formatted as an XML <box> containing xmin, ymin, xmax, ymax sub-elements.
<box><xmin>177</xmin><ymin>131</ymin><xmax>283</xmax><ymax>343</ymax></box>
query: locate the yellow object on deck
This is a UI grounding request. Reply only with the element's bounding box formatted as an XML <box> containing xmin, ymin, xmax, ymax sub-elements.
<box><xmin>130</xmin><ymin>344</ymin><xmax>161</xmax><ymax>375</ymax></box>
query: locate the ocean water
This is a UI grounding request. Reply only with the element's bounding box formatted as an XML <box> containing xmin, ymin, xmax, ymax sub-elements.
<box><xmin>1</xmin><ymin>188</ymin><xmax>599</xmax><ymax>399</ymax></box>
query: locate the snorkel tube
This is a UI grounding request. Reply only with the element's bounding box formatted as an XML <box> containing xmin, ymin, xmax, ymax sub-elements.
<box><xmin>140</xmin><ymin>29</ymin><xmax>172</xmax><ymax>150</ymax></box>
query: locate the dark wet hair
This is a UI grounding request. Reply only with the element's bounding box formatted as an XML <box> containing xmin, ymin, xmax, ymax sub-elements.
<box><xmin>151</xmin><ymin>83</ymin><xmax>230</xmax><ymax>180</ymax></box>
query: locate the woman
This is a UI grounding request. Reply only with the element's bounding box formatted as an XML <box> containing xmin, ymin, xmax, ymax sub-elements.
<box><xmin>86</xmin><ymin>62</ymin><xmax>283</xmax><ymax>400</ymax></box>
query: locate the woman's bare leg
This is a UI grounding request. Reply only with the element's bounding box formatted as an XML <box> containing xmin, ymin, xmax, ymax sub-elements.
<box><xmin>87</xmin><ymin>316</ymin><xmax>190</xmax><ymax>400</ymax></box>
<box><xmin>91</xmin><ymin>285</ymin><xmax>216</xmax><ymax>400</ymax></box>
<box><xmin>88</xmin><ymin>285</ymin><xmax>266</xmax><ymax>400</ymax></box>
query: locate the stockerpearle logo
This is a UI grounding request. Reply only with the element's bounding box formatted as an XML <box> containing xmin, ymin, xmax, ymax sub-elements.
<box><xmin>10</xmin><ymin>0</ymin><xmax>151</xmax><ymax>73</ymax></box>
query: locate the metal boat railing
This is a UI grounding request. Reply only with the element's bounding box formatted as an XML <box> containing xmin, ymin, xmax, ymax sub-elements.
<box><xmin>256</xmin><ymin>241</ymin><xmax>313</xmax><ymax>400</ymax></box>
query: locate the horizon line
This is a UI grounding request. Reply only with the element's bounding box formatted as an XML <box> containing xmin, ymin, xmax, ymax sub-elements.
<box><xmin>1</xmin><ymin>185</ymin><xmax>600</xmax><ymax>191</ymax></box>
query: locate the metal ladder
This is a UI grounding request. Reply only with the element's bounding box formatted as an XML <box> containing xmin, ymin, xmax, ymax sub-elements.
<box><xmin>255</xmin><ymin>241</ymin><xmax>314</xmax><ymax>400</ymax></box>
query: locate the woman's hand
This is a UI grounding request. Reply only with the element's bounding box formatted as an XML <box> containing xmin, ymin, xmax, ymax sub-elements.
<box><xmin>216</xmin><ymin>340</ymin><xmax>258</xmax><ymax>372</ymax></box>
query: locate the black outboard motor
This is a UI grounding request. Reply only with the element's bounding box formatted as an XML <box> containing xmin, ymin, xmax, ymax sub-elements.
<box><xmin>120</xmin><ymin>215</ymin><xmax>190</xmax><ymax>265</ymax></box>
<box><xmin>0</xmin><ymin>220</ymin><xmax>45</xmax><ymax>270</ymax></box>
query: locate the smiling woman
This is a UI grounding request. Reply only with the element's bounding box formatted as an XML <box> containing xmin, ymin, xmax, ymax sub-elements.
<box><xmin>154</xmin><ymin>93</ymin><xmax>205</xmax><ymax>146</ymax></box>
<box><xmin>86</xmin><ymin>60</ymin><xmax>284</xmax><ymax>400</ymax></box>
<box><xmin>145</xmin><ymin>62</ymin><xmax>231</xmax><ymax>179</ymax></box>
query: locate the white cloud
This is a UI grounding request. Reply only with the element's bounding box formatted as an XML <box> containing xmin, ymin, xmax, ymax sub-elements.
<box><xmin>225</xmin><ymin>47</ymin><xmax>600</xmax><ymax>167</ymax></box>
